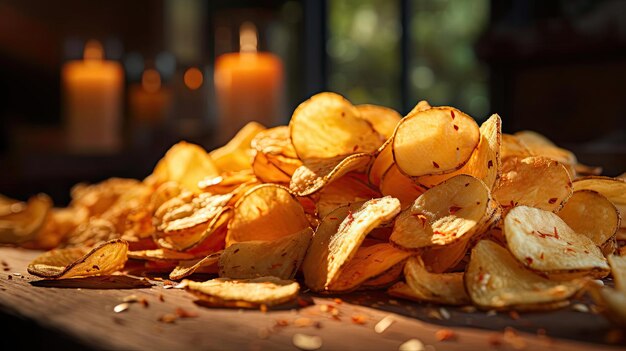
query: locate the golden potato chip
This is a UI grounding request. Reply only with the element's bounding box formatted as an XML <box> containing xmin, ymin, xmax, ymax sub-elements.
<box><xmin>289</xmin><ymin>92</ymin><xmax>384</xmax><ymax>160</ymax></box>
<box><xmin>226</xmin><ymin>184</ymin><xmax>309</xmax><ymax>245</ymax></box>
<box><xmin>149</xmin><ymin>181</ymin><xmax>183</xmax><ymax>213</ymax></box>
<box><xmin>466</xmin><ymin>240</ymin><xmax>583</xmax><ymax>310</ymax></box>
<box><xmin>558</xmin><ymin>190</ymin><xmax>620</xmax><ymax>247</ymax></box>
<box><xmin>586</xmin><ymin>281</ymin><xmax>626</xmax><ymax>328</ymax></box>
<box><xmin>316</xmin><ymin>174</ymin><xmax>380</xmax><ymax>219</ymax></box>
<box><xmin>500</xmin><ymin>134</ymin><xmax>532</xmax><ymax>161</ymax></box>
<box><xmin>417</xmin><ymin>114</ymin><xmax>502</xmax><ymax>190</ymax></box>
<box><xmin>302</xmin><ymin>197</ymin><xmax>401</xmax><ymax>291</ymax></box>
<box><xmin>406</xmin><ymin>100</ymin><xmax>432</xmax><ymax>115</ymax></box>
<box><xmin>290</xmin><ymin>153</ymin><xmax>372</xmax><ymax>197</ymax></box>
<box><xmin>504</xmin><ymin>206</ymin><xmax>609</xmax><ymax>278</ymax></box>
<box><xmin>198</xmin><ymin>170</ymin><xmax>258</xmax><ymax>194</ymax></box>
<box><xmin>368</xmin><ymin>139</ymin><xmax>394</xmax><ymax>187</ymax></box>
<box><xmin>494</xmin><ymin>156</ymin><xmax>572</xmax><ymax>214</ymax></box>
<box><xmin>184</xmin><ymin>276</ymin><xmax>299</xmax><ymax>308</ymax></box>
<box><xmin>393</xmin><ymin>107</ymin><xmax>480</xmax><ymax>177</ymax></box>
<box><xmin>574</xmin><ymin>163</ymin><xmax>602</xmax><ymax>177</ymax></box>
<box><xmin>356</xmin><ymin>104</ymin><xmax>402</xmax><ymax>139</ymax></box>
<box><xmin>210</xmin><ymin>121</ymin><xmax>266</xmax><ymax>172</ymax></box>
<box><xmin>608</xmin><ymin>255</ymin><xmax>626</xmax><ymax>293</ymax></box>
<box><xmin>387</xmin><ymin>281</ymin><xmax>420</xmax><ymax>301</ymax></box>
<box><xmin>219</xmin><ymin>227</ymin><xmax>313</xmax><ymax>280</ymax></box>
<box><xmin>251</xmin><ymin>151</ymin><xmax>292</xmax><ymax>183</ymax></box>
<box><xmin>389</xmin><ymin>174</ymin><xmax>492</xmax><ymax>251</ymax></box>
<box><xmin>65</xmin><ymin>217</ymin><xmax>119</xmax><ymax>247</ymax></box>
<box><xmin>326</xmin><ymin>243</ymin><xmax>411</xmax><ymax>292</ymax></box>
<box><xmin>169</xmin><ymin>251</ymin><xmax>222</xmax><ymax>280</ymax></box>
<box><xmin>420</xmin><ymin>236</ymin><xmax>469</xmax><ymax>273</ymax></box>
<box><xmin>152</xmin><ymin>142</ymin><xmax>219</xmax><ymax>193</ymax></box>
<box><xmin>361</xmin><ymin>261</ymin><xmax>404</xmax><ymax>289</ymax></box>
<box><xmin>251</xmin><ymin>125</ymin><xmax>298</xmax><ymax>159</ymax></box>
<box><xmin>32</xmin><ymin>206</ymin><xmax>89</xmax><ymax>249</ymax></box>
<box><xmin>70</xmin><ymin>178</ymin><xmax>141</xmax><ymax>216</ymax></box>
<box><xmin>514</xmin><ymin>130</ymin><xmax>577</xmax><ymax>166</ymax></box>
<box><xmin>28</xmin><ymin>239</ymin><xmax>128</xmax><ymax>279</ymax></box>
<box><xmin>154</xmin><ymin>209</ymin><xmax>231</xmax><ymax>252</ymax></box>
<box><xmin>128</xmin><ymin>248</ymin><xmax>201</xmax><ymax>262</ymax></box>
<box><xmin>379</xmin><ymin>165</ymin><xmax>426</xmax><ymax>209</ymax></box>
<box><xmin>573</xmin><ymin>176</ymin><xmax>626</xmax><ymax>229</ymax></box>
<box><xmin>0</xmin><ymin>194</ymin><xmax>52</xmax><ymax>244</ymax></box>
<box><xmin>402</xmin><ymin>256</ymin><xmax>470</xmax><ymax>305</ymax></box>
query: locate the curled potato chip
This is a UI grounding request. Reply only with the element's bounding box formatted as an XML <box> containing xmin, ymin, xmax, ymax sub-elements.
<box><xmin>466</xmin><ymin>240</ymin><xmax>583</xmax><ymax>310</ymax></box>
<box><xmin>356</xmin><ymin>104</ymin><xmax>402</xmax><ymax>139</ymax></box>
<box><xmin>210</xmin><ymin>121</ymin><xmax>266</xmax><ymax>172</ymax></box>
<box><xmin>290</xmin><ymin>153</ymin><xmax>372</xmax><ymax>196</ymax></box>
<box><xmin>226</xmin><ymin>184</ymin><xmax>309</xmax><ymax>245</ymax></box>
<box><xmin>252</xmin><ymin>151</ymin><xmax>292</xmax><ymax>183</ymax></box>
<box><xmin>289</xmin><ymin>92</ymin><xmax>383</xmax><ymax>160</ymax></box>
<box><xmin>326</xmin><ymin>243</ymin><xmax>411</xmax><ymax>292</ymax></box>
<box><xmin>514</xmin><ymin>130</ymin><xmax>577</xmax><ymax>166</ymax></box>
<box><xmin>417</xmin><ymin>114</ymin><xmax>502</xmax><ymax>190</ymax></box>
<box><xmin>368</xmin><ymin>139</ymin><xmax>394</xmax><ymax>187</ymax></box>
<box><xmin>184</xmin><ymin>276</ymin><xmax>299</xmax><ymax>308</ymax></box>
<box><xmin>573</xmin><ymin>176</ymin><xmax>626</xmax><ymax>229</ymax></box>
<box><xmin>401</xmin><ymin>256</ymin><xmax>470</xmax><ymax>305</ymax></box>
<box><xmin>393</xmin><ymin>107</ymin><xmax>480</xmax><ymax>177</ymax></box>
<box><xmin>251</xmin><ymin>126</ymin><xmax>298</xmax><ymax>158</ymax></box>
<box><xmin>389</xmin><ymin>174</ymin><xmax>492</xmax><ymax>251</ymax></box>
<box><xmin>504</xmin><ymin>206</ymin><xmax>609</xmax><ymax>278</ymax></box>
<box><xmin>500</xmin><ymin>134</ymin><xmax>532</xmax><ymax>161</ymax></box>
<box><xmin>558</xmin><ymin>190</ymin><xmax>620</xmax><ymax>247</ymax></box>
<box><xmin>302</xmin><ymin>197</ymin><xmax>401</xmax><ymax>291</ymax></box>
<box><xmin>316</xmin><ymin>174</ymin><xmax>380</xmax><ymax>219</ymax></box>
<box><xmin>219</xmin><ymin>227</ymin><xmax>313</xmax><ymax>280</ymax></box>
<box><xmin>608</xmin><ymin>255</ymin><xmax>626</xmax><ymax>293</ymax></box>
<box><xmin>420</xmin><ymin>236</ymin><xmax>469</xmax><ymax>273</ymax></box>
<box><xmin>494</xmin><ymin>156</ymin><xmax>572</xmax><ymax>214</ymax></box>
<box><xmin>28</xmin><ymin>239</ymin><xmax>128</xmax><ymax>279</ymax></box>
<box><xmin>380</xmin><ymin>165</ymin><xmax>426</xmax><ymax>209</ymax></box>
<box><xmin>361</xmin><ymin>261</ymin><xmax>404</xmax><ymax>289</ymax></box>
<box><xmin>169</xmin><ymin>251</ymin><xmax>222</xmax><ymax>280</ymax></box>
<box><xmin>152</xmin><ymin>142</ymin><xmax>219</xmax><ymax>193</ymax></box>
<box><xmin>0</xmin><ymin>194</ymin><xmax>52</xmax><ymax>245</ymax></box>
<box><xmin>407</xmin><ymin>100</ymin><xmax>432</xmax><ymax>115</ymax></box>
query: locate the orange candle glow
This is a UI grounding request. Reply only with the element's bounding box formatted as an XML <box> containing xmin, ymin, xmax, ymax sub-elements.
<box><xmin>62</xmin><ymin>40</ymin><xmax>124</xmax><ymax>152</ymax></box>
<box><xmin>214</xmin><ymin>22</ymin><xmax>284</xmax><ymax>142</ymax></box>
<box><xmin>129</xmin><ymin>69</ymin><xmax>172</xmax><ymax>125</ymax></box>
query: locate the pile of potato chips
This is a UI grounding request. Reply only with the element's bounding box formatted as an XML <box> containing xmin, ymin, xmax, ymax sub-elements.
<box><xmin>2</xmin><ymin>92</ymin><xmax>626</xmax><ymax>325</ymax></box>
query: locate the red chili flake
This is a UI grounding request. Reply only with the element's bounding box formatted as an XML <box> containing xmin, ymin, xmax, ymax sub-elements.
<box><xmin>509</xmin><ymin>311</ymin><xmax>520</xmax><ymax>320</ymax></box>
<box><xmin>329</xmin><ymin>217</ymin><xmax>338</xmax><ymax>220</ymax></box>
<box><xmin>345</xmin><ymin>211</ymin><xmax>355</xmax><ymax>226</ymax></box>
<box><xmin>449</xmin><ymin>206</ymin><xmax>462</xmax><ymax>215</ymax></box>
<box><xmin>432</xmin><ymin>161</ymin><xmax>440</xmax><ymax>168</ymax></box>
<box><xmin>540</xmin><ymin>253</ymin><xmax>544</xmax><ymax>260</ymax></box>
<box><xmin>353</xmin><ymin>145</ymin><xmax>359</xmax><ymax>152</ymax></box>
<box><xmin>525</xmin><ymin>257</ymin><xmax>533</xmax><ymax>265</ymax></box>
<box><xmin>450</xmin><ymin>110</ymin><xmax>455</xmax><ymax>119</ymax></box>
<box><xmin>553</xmin><ymin>227</ymin><xmax>560</xmax><ymax>238</ymax></box>
<box><xmin>465</xmin><ymin>183</ymin><xmax>470</xmax><ymax>187</ymax></box>
<box><xmin>565</xmin><ymin>248</ymin><xmax>576</xmax><ymax>253</ymax></box>
<box><xmin>435</xmin><ymin>328</ymin><xmax>456</xmax><ymax>341</ymax></box>
<box><xmin>351</xmin><ymin>314</ymin><xmax>367</xmax><ymax>325</ymax></box>
<box><xmin>453</xmin><ymin>124</ymin><xmax>459</xmax><ymax>131</ymax></box>
<box><xmin>175</xmin><ymin>307</ymin><xmax>198</xmax><ymax>318</ymax></box>
<box><xmin>548</xmin><ymin>198</ymin><xmax>557</xmax><ymax>204</ymax></box>
<box><xmin>488</xmin><ymin>160</ymin><xmax>493</xmax><ymax>168</ymax></box>
<box><xmin>334</xmin><ymin>298</ymin><xmax>343</xmax><ymax>304</ymax></box>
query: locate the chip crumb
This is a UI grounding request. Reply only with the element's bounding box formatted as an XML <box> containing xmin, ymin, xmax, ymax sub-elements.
<box><xmin>398</xmin><ymin>338</ymin><xmax>425</xmax><ymax>351</ymax></box>
<box><xmin>122</xmin><ymin>295</ymin><xmax>139</xmax><ymax>303</ymax></box>
<box><xmin>435</xmin><ymin>329</ymin><xmax>456</xmax><ymax>341</ymax></box>
<box><xmin>509</xmin><ymin>311</ymin><xmax>520</xmax><ymax>320</ymax></box>
<box><xmin>113</xmin><ymin>303</ymin><xmax>130</xmax><ymax>313</ymax></box>
<box><xmin>571</xmin><ymin>303</ymin><xmax>589</xmax><ymax>313</ymax></box>
<box><xmin>158</xmin><ymin>294</ymin><xmax>165</xmax><ymax>302</ymax></box>
<box><xmin>374</xmin><ymin>315</ymin><xmax>395</xmax><ymax>334</ymax></box>
<box><xmin>158</xmin><ymin>314</ymin><xmax>178</xmax><ymax>323</ymax></box>
<box><xmin>293</xmin><ymin>333</ymin><xmax>322</xmax><ymax>351</ymax></box>
<box><xmin>175</xmin><ymin>307</ymin><xmax>198</xmax><ymax>318</ymax></box>
<box><xmin>139</xmin><ymin>298</ymin><xmax>149</xmax><ymax>307</ymax></box>
<box><xmin>351</xmin><ymin>314</ymin><xmax>368</xmax><ymax>325</ymax></box>
<box><xmin>427</xmin><ymin>308</ymin><xmax>443</xmax><ymax>320</ymax></box>
<box><xmin>294</xmin><ymin>317</ymin><xmax>314</xmax><ymax>327</ymax></box>
<box><xmin>334</xmin><ymin>298</ymin><xmax>343</xmax><ymax>304</ymax></box>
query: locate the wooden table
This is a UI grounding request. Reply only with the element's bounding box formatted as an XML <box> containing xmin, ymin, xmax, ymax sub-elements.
<box><xmin>0</xmin><ymin>247</ymin><xmax>623</xmax><ymax>350</ymax></box>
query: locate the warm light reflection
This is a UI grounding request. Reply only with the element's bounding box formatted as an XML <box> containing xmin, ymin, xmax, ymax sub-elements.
<box><xmin>142</xmin><ymin>69</ymin><xmax>161</xmax><ymax>93</ymax></box>
<box><xmin>83</xmin><ymin>39</ymin><xmax>104</xmax><ymax>61</ymax></box>
<box><xmin>239</xmin><ymin>22</ymin><xmax>258</xmax><ymax>53</ymax></box>
<box><xmin>184</xmin><ymin>67</ymin><xmax>203</xmax><ymax>90</ymax></box>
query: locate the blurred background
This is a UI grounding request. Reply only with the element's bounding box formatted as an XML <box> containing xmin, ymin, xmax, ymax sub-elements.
<box><xmin>0</xmin><ymin>0</ymin><xmax>625</xmax><ymax>205</ymax></box>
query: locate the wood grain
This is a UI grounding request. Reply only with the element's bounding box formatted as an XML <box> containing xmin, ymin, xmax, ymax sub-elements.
<box><xmin>0</xmin><ymin>247</ymin><xmax>622</xmax><ymax>350</ymax></box>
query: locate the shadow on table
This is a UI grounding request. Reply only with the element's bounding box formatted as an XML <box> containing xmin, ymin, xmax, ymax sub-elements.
<box><xmin>30</xmin><ymin>275</ymin><xmax>153</xmax><ymax>289</ymax></box>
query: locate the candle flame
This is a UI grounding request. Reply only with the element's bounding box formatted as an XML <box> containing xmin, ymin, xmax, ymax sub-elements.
<box><xmin>184</xmin><ymin>67</ymin><xmax>203</xmax><ymax>90</ymax></box>
<box><xmin>142</xmin><ymin>69</ymin><xmax>161</xmax><ymax>93</ymax></box>
<box><xmin>84</xmin><ymin>39</ymin><xmax>104</xmax><ymax>61</ymax></box>
<box><xmin>239</xmin><ymin>22</ymin><xmax>257</xmax><ymax>53</ymax></box>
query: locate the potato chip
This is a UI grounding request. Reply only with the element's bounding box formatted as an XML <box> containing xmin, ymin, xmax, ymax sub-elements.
<box><xmin>316</xmin><ymin>174</ymin><xmax>380</xmax><ymax>219</ymax></box>
<box><xmin>128</xmin><ymin>248</ymin><xmax>200</xmax><ymax>262</ymax></box>
<box><xmin>514</xmin><ymin>130</ymin><xmax>577</xmax><ymax>166</ymax></box>
<box><xmin>389</xmin><ymin>174</ymin><xmax>492</xmax><ymax>251</ymax></box>
<box><xmin>226</xmin><ymin>184</ymin><xmax>310</xmax><ymax>245</ymax></box>
<box><xmin>407</xmin><ymin>100</ymin><xmax>432</xmax><ymax>115</ymax></box>
<box><xmin>289</xmin><ymin>92</ymin><xmax>384</xmax><ymax>160</ymax></box>
<box><xmin>368</xmin><ymin>139</ymin><xmax>394</xmax><ymax>187</ymax></box>
<box><xmin>573</xmin><ymin>176</ymin><xmax>626</xmax><ymax>229</ymax></box>
<box><xmin>361</xmin><ymin>262</ymin><xmax>404</xmax><ymax>289</ymax></box>
<box><xmin>0</xmin><ymin>194</ymin><xmax>52</xmax><ymax>244</ymax></box>
<box><xmin>500</xmin><ymin>134</ymin><xmax>532</xmax><ymax>161</ymax></box>
<box><xmin>402</xmin><ymin>256</ymin><xmax>470</xmax><ymax>305</ymax></box>
<box><xmin>420</xmin><ymin>236</ymin><xmax>469</xmax><ymax>273</ymax></box>
<box><xmin>64</xmin><ymin>217</ymin><xmax>119</xmax><ymax>248</ymax></box>
<box><xmin>28</xmin><ymin>239</ymin><xmax>128</xmax><ymax>279</ymax></box>
<box><xmin>356</xmin><ymin>104</ymin><xmax>402</xmax><ymax>139</ymax></box>
<box><xmin>198</xmin><ymin>170</ymin><xmax>258</xmax><ymax>194</ymax></box>
<box><xmin>574</xmin><ymin>163</ymin><xmax>602</xmax><ymax>177</ymax></box>
<box><xmin>558</xmin><ymin>190</ymin><xmax>620</xmax><ymax>247</ymax></box>
<box><xmin>210</xmin><ymin>121</ymin><xmax>266</xmax><ymax>172</ymax></box>
<box><xmin>417</xmin><ymin>114</ymin><xmax>501</xmax><ymax>190</ymax></box>
<box><xmin>393</xmin><ymin>107</ymin><xmax>480</xmax><ymax>177</ymax></box>
<box><xmin>387</xmin><ymin>281</ymin><xmax>420</xmax><ymax>301</ymax></box>
<box><xmin>326</xmin><ymin>243</ymin><xmax>411</xmax><ymax>292</ymax></box>
<box><xmin>608</xmin><ymin>255</ymin><xmax>626</xmax><ymax>293</ymax></box>
<box><xmin>465</xmin><ymin>240</ymin><xmax>583</xmax><ymax>310</ymax></box>
<box><xmin>586</xmin><ymin>281</ymin><xmax>626</xmax><ymax>328</ymax></box>
<box><xmin>70</xmin><ymin>178</ymin><xmax>141</xmax><ymax>217</ymax></box>
<box><xmin>219</xmin><ymin>227</ymin><xmax>313</xmax><ymax>280</ymax></box>
<box><xmin>494</xmin><ymin>156</ymin><xmax>572</xmax><ymax>214</ymax></box>
<box><xmin>151</xmin><ymin>142</ymin><xmax>219</xmax><ymax>192</ymax></box>
<box><xmin>504</xmin><ymin>206</ymin><xmax>609</xmax><ymax>278</ymax></box>
<box><xmin>290</xmin><ymin>153</ymin><xmax>372</xmax><ymax>196</ymax></box>
<box><xmin>302</xmin><ymin>197</ymin><xmax>401</xmax><ymax>291</ymax></box>
<box><xmin>32</xmin><ymin>206</ymin><xmax>89</xmax><ymax>249</ymax></box>
<box><xmin>379</xmin><ymin>165</ymin><xmax>426</xmax><ymax>209</ymax></box>
<box><xmin>251</xmin><ymin>126</ymin><xmax>298</xmax><ymax>158</ymax></box>
<box><xmin>184</xmin><ymin>276</ymin><xmax>300</xmax><ymax>308</ymax></box>
<box><xmin>169</xmin><ymin>251</ymin><xmax>222</xmax><ymax>280</ymax></box>
<box><xmin>252</xmin><ymin>151</ymin><xmax>293</xmax><ymax>183</ymax></box>
<box><xmin>154</xmin><ymin>210</ymin><xmax>231</xmax><ymax>252</ymax></box>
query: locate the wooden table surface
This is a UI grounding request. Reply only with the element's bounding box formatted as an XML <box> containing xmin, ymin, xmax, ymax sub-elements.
<box><xmin>0</xmin><ymin>247</ymin><xmax>623</xmax><ymax>351</ymax></box>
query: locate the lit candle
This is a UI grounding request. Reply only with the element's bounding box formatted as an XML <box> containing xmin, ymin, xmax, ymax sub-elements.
<box><xmin>62</xmin><ymin>40</ymin><xmax>124</xmax><ymax>152</ymax></box>
<box><xmin>129</xmin><ymin>69</ymin><xmax>172</xmax><ymax>126</ymax></box>
<box><xmin>214</xmin><ymin>22</ymin><xmax>284</xmax><ymax>142</ymax></box>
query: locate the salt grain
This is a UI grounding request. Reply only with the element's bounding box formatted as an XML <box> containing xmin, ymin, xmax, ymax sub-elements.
<box><xmin>398</xmin><ymin>338</ymin><xmax>425</xmax><ymax>351</ymax></box>
<box><xmin>113</xmin><ymin>303</ymin><xmax>130</xmax><ymax>313</ymax></box>
<box><xmin>374</xmin><ymin>315</ymin><xmax>395</xmax><ymax>334</ymax></box>
<box><xmin>292</xmin><ymin>333</ymin><xmax>322</xmax><ymax>350</ymax></box>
